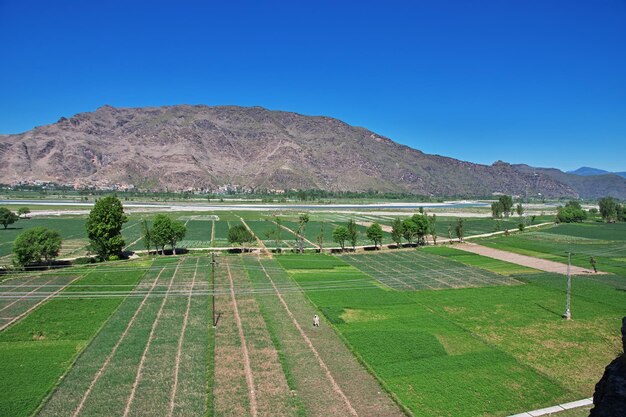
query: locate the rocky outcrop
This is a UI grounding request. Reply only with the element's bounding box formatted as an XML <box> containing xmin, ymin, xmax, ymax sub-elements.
<box><xmin>590</xmin><ymin>317</ymin><xmax>626</xmax><ymax>417</ymax></box>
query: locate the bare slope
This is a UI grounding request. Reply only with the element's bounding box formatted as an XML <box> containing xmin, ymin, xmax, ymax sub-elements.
<box><xmin>0</xmin><ymin>104</ymin><xmax>592</xmax><ymax>197</ymax></box>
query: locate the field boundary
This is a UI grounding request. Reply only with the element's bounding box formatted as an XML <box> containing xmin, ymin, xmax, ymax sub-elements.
<box><xmin>168</xmin><ymin>258</ymin><xmax>199</xmax><ymax>416</ymax></box>
<box><xmin>258</xmin><ymin>259</ymin><xmax>358</xmax><ymax>416</ymax></box>
<box><xmin>122</xmin><ymin>261</ymin><xmax>182</xmax><ymax>417</ymax></box>
<box><xmin>226</xmin><ymin>263</ymin><xmax>258</xmax><ymax>417</ymax></box>
<box><xmin>70</xmin><ymin>265</ymin><xmax>168</xmax><ymax>417</ymax></box>
<box><xmin>507</xmin><ymin>397</ymin><xmax>592</xmax><ymax>417</ymax></box>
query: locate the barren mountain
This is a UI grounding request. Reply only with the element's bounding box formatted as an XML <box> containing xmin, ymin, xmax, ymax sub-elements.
<box><xmin>0</xmin><ymin>105</ymin><xmax>620</xmax><ymax>198</ymax></box>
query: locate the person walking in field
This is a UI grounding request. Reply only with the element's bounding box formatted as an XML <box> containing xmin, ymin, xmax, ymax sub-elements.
<box><xmin>313</xmin><ymin>314</ymin><xmax>320</xmax><ymax>327</ymax></box>
<box><xmin>590</xmin><ymin>256</ymin><xmax>598</xmax><ymax>273</ymax></box>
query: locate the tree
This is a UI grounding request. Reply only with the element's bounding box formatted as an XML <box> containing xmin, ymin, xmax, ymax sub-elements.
<box><xmin>557</xmin><ymin>201</ymin><xmax>587</xmax><ymax>223</ymax></box>
<box><xmin>17</xmin><ymin>207</ymin><xmax>31</xmax><ymax>219</ymax></box>
<box><xmin>599</xmin><ymin>197</ymin><xmax>619</xmax><ymax>222</ymax></box>
<box><xmin>169</xmin><ymin>221</ymin><xmax>187</xmax><ymax>255</ymax></box>
<box><xmin>332</xmin><ymin>226</ymin><xmax>349</xmax><ymax>252</ymax></box>
<box><xmin>366</xmin><ymin>223</ymin><xmax>383</xmax><ymax>249</ymax></box>
<box><xmin>85</xmin><ymin>196</ymin><xmax>128</xmax><ymax>260</ymax></box>
<box><xmin>454</xmin><ymin>218</ymin><xmax>465</xmax><ymax>242</ymax></box>
<box><xmin>316</xmin><ymin>222</ymin><xmax>325</xmax><ymax>252</ymax></box>
<box><xmin>13</xmin><ymin>227</ymin><xmax>62</xmax><ymax>267</ymax></box>
<box><xmin>151</xmin><ymin>214</ymin><xmax>187</xmax><ymax>255</ymax></box>
<box><xmin>499</xmin><ymin>195</ymin><xmax>514</xmax><ymax>216</ymax></box>
<box><xmin>0</xmin><ymin>207</ymin><xmax>19</xmax><ymax>229</ymax></box>
<box><xmin>296</xmin><ymin>213</ymin><xmax>310</xmax><ymax>253</ymax></box>
<box><xmin>516</xmin><ymin>203</ymin><xmax>524</xmax><ymax>217</ymax></box>
<box><xmin>391</xmin><ymin>218</ymin><xmax>404</xmax><ymax>248</ymax></box>
<box><xmin>402</xmin><ymin>219</ymin><xmax>418</xmax><ymax>245</ymax></box>
<box><xmin>410</xmin><ymin>214</ymin><xmax>429</xmax><ymax>245</ymax></box>
<box><xmin>491</xmin><ymin>201</ymin><xmax>504</xmax><ymax>218</ymax></box>
<box><xmin>141</xmin><ymin>219</ymin><xmax>153</xmax><ymax>254</ymax></box>
<box><xmin>228</xmin><ymin>224</ymin><xmax>255</xmax><ymax>251</ymax></box>
<box><xmin>428</xmin><ymin>214</ymin><xmax>437</xmax><ymax>245</ymax></box>
<box><xmin>274</xmin><ymin>217</ymin><xmax>283</xmax><ymax>248</ymax></box>
<box><xmin>346</xmin><ymin>219</ymin><xmax>358</xmax><ymax>250</ymax></box>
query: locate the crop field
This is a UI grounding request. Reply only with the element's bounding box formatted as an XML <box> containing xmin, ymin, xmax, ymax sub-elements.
<box><xmin>341</xmin><ymin>250</ymin><xmax>521</xmax><ymax>290</ymax></box>
<box><xmin>1</xmin><ymin>217</ymin><xmax>624</xmax><ymax>417</ymax></box>
<box><xmin>476</xmin><ymin>222</ymin><xmax>626</xmax><ymax>274</ymax></box>
<box><xmin>274</xmin><ymin>249</ymin><xmax>625</xmax><ymax>416</ymax></box>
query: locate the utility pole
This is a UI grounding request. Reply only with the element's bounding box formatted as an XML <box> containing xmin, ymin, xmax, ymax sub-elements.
<box><xmin>211</xmin><ymin>253</ymin><xmax>220</xmax><ymax>327</ymax></box>
<box><xmin>563</xmin><ymin>252</ymin><xmax>572</xmax><ymax>320</ymax></box>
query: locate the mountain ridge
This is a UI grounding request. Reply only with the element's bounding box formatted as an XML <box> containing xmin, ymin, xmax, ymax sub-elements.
<box><xmin>0</xmin><ymin>104</ymin><xmax>623</xmax><ymax>199</ymax></box>
<box><xmin>567</xmin><ymin>166</ymin><xmax>626</xmax><ymax>179</ymax></box>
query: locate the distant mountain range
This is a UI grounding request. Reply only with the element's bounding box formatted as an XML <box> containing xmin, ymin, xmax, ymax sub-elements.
<box><xmin>567</xmin><ymin>167</ymin><xmax>626</xmax><ymax>179</ymax></box>
<box><xmin>0</xmin><ymin>105</ymin><xmax>625</xmax><ymax>199</ymax></box>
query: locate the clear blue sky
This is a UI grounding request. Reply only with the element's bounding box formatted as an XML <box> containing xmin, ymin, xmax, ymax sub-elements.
<box><xmin>1</xmin><ymin>0</ymin><xmax>625</xmax><ymax>171</ymax></box>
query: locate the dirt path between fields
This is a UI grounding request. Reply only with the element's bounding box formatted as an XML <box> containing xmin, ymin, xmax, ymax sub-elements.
<box><xmin>122</xmin><ymin>262</ymin><xmax>180</xmax><ymax>417</ymax></box>
<box><xmin>226</xmin><ymin>264</ymin><xmax>258</xmax><ymax>417</ymax></box>
<box><xmin>70</xmin><ymin>266</ymin><xmax>167</xmax><ymax>417</ymax></box>
<box><xmin>168</xmin><ymin>258</ymin><xmax>198</xmax><ymax>416</ymax></box>
<box><xmin>454</xmin><ymin>243</ymin><xmax>605</xmax><ymax>275</ymax></box>
<box><xmin>239</xmin><ymin>217</ymin><xmax>271</xmax><ymax>257</ymax></box>
<box><xmin>272</xmin><ymin>220</ymin><xmax>320</xmax><ymax>249</ymax></box>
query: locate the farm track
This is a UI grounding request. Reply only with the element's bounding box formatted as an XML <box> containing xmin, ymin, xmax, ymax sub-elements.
<box><xmin>226</xmin><ymin>263</ymin><xmax>258</xmax><ymax>417</ymax></box>
<box><xmin>455</xmin><ymin>243</ymin><xmax>603</xmax><ymax>275</ymax></box>
<box><xmin>272</xmin><ymin>221</ymin><xmax>320</xmax><ymax>249</ymax></box>
<box><xmin>252</xmin><ymin>256</ymin><xmax>404</xmax><ymax>417</ymax></box>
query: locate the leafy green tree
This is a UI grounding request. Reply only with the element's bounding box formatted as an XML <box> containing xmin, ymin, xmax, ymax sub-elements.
<box><xmin>454</xmin><ymin>218</ymin><xmax>465</xmax><ymax>242</ymax></box>
<box><xmin>516</xmin><ymin>203</ymin><xmax>524</xmax><ymax>217</ymax></box>
<box><xmin>366</xmin><ymin>223</ymin><xmax>383</xmax><ymax>249</ymax></box>
<box><xmin>0</xmin><ymin>207</ymin><xmax>19</xmax><ymax>229</ymax></box>
<box><xmin>13</xmin><ymin>227</ymin><xmax>62</xmax><ymax>267</ymax></box>
<box><xmin>428</xmin><ymin>214</ymin><xmax>437</xmax><ymax>245</ymax></box>
<box><xmin>85</xmin><ymin>196</ymin><xmax>128</xmax><ymax>260</ymax></box>
<box><xmin>599</xmin><ymin>197</ymin><xmax>619</xmax><ymax>222</ymax></box>
<box><xmin>402</xmin><ymin>219</ymin><xmax>418</xmax><ymax>245</ymax></box>
<box><xmin>346</xmin><ymin>219</ymin><xmax>358</xmax><ymax>250</ymax></box>
<box><xmin>151</xmin><ymin>214</ymin><xmax>187</xmax><ymax>255</ymax></box>
<box><xmin>296</xmin><ymin>213</ymin><xmax>310</xmax><ymax>253</ymax></box>
<box><xmin>410</xmin><ymin>214</ymin><xmax>429</xmax><ymax>245</ymax></box>
<box><xmin>274</xmin><ymin>217</ymin><xmax>284</xmax><ymax>248</ymax></box>
<box><xmin>556</xmin><ymin>201</ymin><xmax>587</xmax><ymax>223</ymax></box>
<box><xmin>17</xmin><ymin>207</ymin><xmax>31</xmax><ymax>218</ymax></box>
<box><xmin>332</xmin><ymin>226</ymin><xmax>349</xmax><ymax>252</ymax></box>
<box><xmin>491</xmin><ymin>201</ymin><xmax>504</xmax><ymax>218</ymax></box>
<box><xmin>228</xmin><ymin>224</ymin><xmax>255</xmax><ymax>251</ymax></box>
<box><xmin>316</xmin><ymin>222</ymin><xmax>325</xmax><ymax>252</ymax></box>
<box><xmin>141</xmin><ymin>219</ymin><xmax>153</xmax><ymax>254</ymax></box>
<box><xmin>391</xmin><ymin>218</ymin><xmax>404</xmax><ymax>248</ymax></box>
<box><xmin>499</xmin><ymin>195</ymin><xmax>514</xmax><ymax>216</ymax></box>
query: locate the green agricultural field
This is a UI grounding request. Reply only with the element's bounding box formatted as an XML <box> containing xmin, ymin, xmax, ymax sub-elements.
<box><xmin>274</xmin><ymin>248</ymin><xmax>625</xmax><ymax>416</ymax></box>
<box><xmin>0</xmin><ymin>262</ymin><xmax>148</xmax><ymax>417</ymax></box>
<box><xmin>1</xmin><ymin>219</ymin><xmax>622</xmax><ymax>417</ymax></box>
<box><xmin>476</xmin><ymin>222</ymin><xmax>626</xmax><ymax>274</ymax></box>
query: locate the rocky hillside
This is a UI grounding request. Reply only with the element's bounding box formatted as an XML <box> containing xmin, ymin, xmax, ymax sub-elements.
<box><xmin>0</xmin><ymin>105</ymin><xmax>622</xmax><ymax>198</ymax></box>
